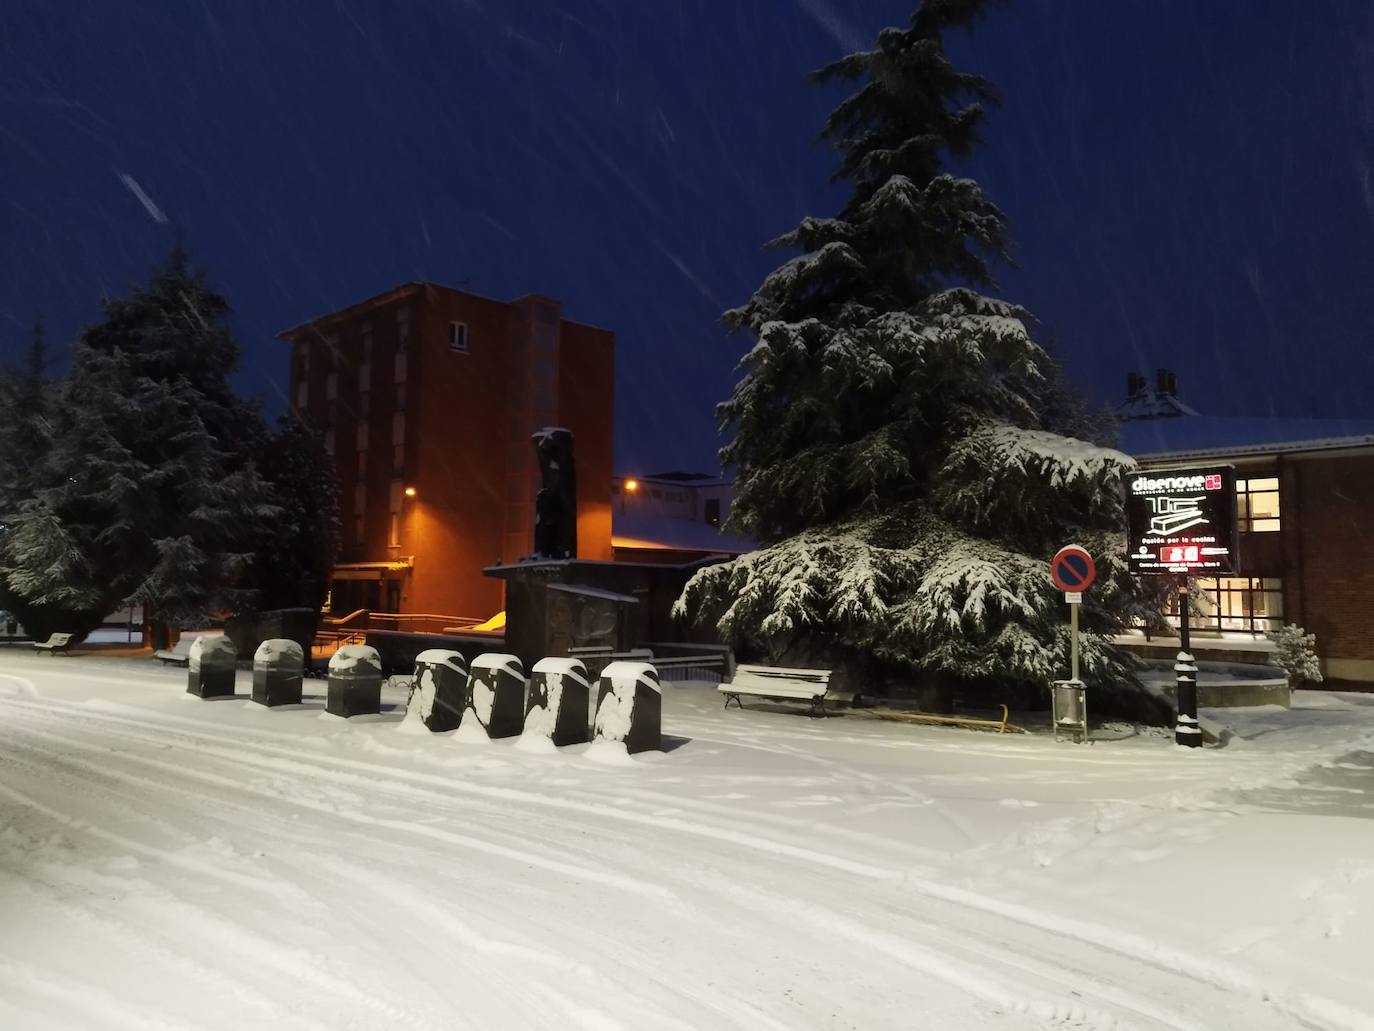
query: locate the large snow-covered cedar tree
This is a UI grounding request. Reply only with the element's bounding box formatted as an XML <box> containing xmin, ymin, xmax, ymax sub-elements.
<box><xmin>1</xmin><ymin>246</ymin><xmax>277</xmax><ymax>647</ymax></box>
<box><xmin>676</xmin><ymin>0</ymin><xmax>1163</xmax><ymax>717</ymax></box>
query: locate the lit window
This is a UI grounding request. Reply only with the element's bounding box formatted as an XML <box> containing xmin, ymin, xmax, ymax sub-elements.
<box><xmin>1237</xmin><ymin>477</ymin><xmax>1280</xmax><ymax>533</ymax></box>
<box><xmin>1167</xmin><ymin>577</ymin><xmax>1283</xmax><ymax>635</ymax></box>
<box><xmin>449</xmin><ymin>321</ymin><xmax>469</xmax><ymax>354</ymax></box>
<box><xmin>388</xmin><ymin>513</ymin><xmax>401</xmax><ymax>547</ymax></box>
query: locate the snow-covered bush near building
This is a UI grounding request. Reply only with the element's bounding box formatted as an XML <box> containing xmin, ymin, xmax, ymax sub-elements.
<box><xmin>1267</xmin><ymin>623</ymin><xmax>1323</xmax><ymax>687</ymax></box>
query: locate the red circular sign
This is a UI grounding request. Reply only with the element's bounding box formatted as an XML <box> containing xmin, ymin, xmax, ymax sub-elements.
<box><xmin>1050</xmin><ymin>545</ymin><xmax>1096</xmax><ymax>593</ymax></box>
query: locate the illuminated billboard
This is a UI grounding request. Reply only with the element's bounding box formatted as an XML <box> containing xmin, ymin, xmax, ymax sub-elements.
<box><xmin>1125</xmin><ymin>465</ymin><xmax>1239</xmax><ymax>575</ymax></box>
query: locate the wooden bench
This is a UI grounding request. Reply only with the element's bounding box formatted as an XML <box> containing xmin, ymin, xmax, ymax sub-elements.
<box><xmin>718</xmin><ymin>664</ymin><xmax>841</xmax><ymax>717</ymax></box>
<box><xmin>153</xmin><ymin>634</ymin><xmax>201</xmax><ymax>666</ymax></box>
<box><xmin>33</xmin><ymin>633</ymin><xmax>74</xmax><ymax>655</ymax></box>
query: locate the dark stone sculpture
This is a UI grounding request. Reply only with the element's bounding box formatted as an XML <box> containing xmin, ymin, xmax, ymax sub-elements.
<box><xmin>187</xmin><ymin>636</ymin><xmax>238</xmax><ymax>698</ymax></box>
<box><xmin>411</xmin><ymin>649</ymin><xmax>468</xmax><ymax>731</ymax></box>
<box><xmin>252</xmin><ymin>639</ymin><xmax>304</xmax><ymax>707</ymax></box>
<box><xmin>594</xmin><ymin>661</ymin><xmax>662</xmax><ymax>754</ymax></box>
<box><xmin>531</xmin><ymin>427</ymin><xmax>577</xmax><ymax>560</ymax></box>
<box><xmin>327</xmin><ymin>645</ymin><xmax>383</xmax><ymax>717</ymax></box>
<box><xmin>465</xmin><ymin>653</ymin><xmax>526</xmax><ymax>738</ymax></box>
<box><xmin>527</xmin><ymin>657</ymin><xmax>592</xmax><ymax>746</ymax></box>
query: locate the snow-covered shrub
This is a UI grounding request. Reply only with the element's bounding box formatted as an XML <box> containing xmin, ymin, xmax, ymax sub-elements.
<box><xmin>1267</xmin><ymin>624</ymin><xmax>1322</xmax><ymax>687</ymax></box>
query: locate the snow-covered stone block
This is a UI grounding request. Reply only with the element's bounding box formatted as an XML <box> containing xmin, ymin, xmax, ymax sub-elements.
<box><xmin>526</xmin><ymin>657</ymin><xmax>591</xmax><ymax>746</ymax></box>
<box><xmin>465</xmin><ymin>653</ymin><xmax>525</xmax><ymax>738</ymax></box>
<box><xmin>186</xmin><ymin>635</ymin><xmax>237</xmax><ymax>698</ymax></box>
<box><xmin>411</xmin><ymin>649</ymin><xmax>468</xmax><ymax>732</ymax></box>
<box><xmin>251</xmin><ymin>638</ymin><xmax>303</xmax><ymax>707</ymax></box>
<box><xmin>594</xmin><ymin>661</ymin><xmax>661</xmax><ymax>754</ymax></box>
<box><xmin>326</xmin><ymin>644</ymin><xmax>382</xmax><ymax>718</ymax></box>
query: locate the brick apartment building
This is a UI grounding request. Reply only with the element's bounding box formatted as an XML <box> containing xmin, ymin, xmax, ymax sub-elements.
<box><xmin>280</xmin><ymin>282</ymin><xmax>614</xmax><ymax>623</ymax></box>
<box><xmin>1120</xmin><ymin>371</ymin><xmax>1374</xmax><ymax>684</ymax></box>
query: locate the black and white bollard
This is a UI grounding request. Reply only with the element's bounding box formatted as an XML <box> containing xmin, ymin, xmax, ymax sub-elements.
<box><xmin>327</xmin><ymin>645</ymin><xmax>383</xmax><ymax>718</ymax></box>
<box><xmin>526</xmin><ymin>657</ymin><xmax>592</xmax><ymax>746</ymax></box>
<box><xmin>594</xmin><ymin>661</ymin><xmax>661</xmax><ymax>754</ymax></box>
<box><xmin>187</xmin><ymin>636</ymin><xmax>238</xmax><ymax>698</ymax></box>
<box><xmin>466</xmin><ymin>653</ymin><xmax>526</xmax><ymax>738</ymax></box>
<box><xmin>252</xmin><ymin>639</ymin><xmax>304</xmax><ymax>707</ymax></box>
<box><xmin>411</xmin><ymin>649</ymin><xmax>468</xmax><ymax>731</ymax></box>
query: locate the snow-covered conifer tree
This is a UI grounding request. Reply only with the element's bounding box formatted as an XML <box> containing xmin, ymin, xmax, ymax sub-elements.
<box><xmin>677</xmin><ymin>0</ymin><xmax>1159</xmax><ymax>715</ymax></box>
<box><xmin>2</xmin><ymin>247</ymin><xmax>276</xmax><ymax>645</ymax></box>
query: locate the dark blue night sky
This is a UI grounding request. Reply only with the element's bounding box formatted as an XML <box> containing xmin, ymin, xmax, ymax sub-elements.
<box><xmin>3</xmin><ymin>1</ymin><xmax>1373</xmax><ymax>473</ymax></box>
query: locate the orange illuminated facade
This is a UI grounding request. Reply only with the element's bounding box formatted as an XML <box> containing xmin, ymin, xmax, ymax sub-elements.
<box><xmin>280</xmin><ymin>282</ymin><xmax>614</xmax><ymax>622</ymax></box>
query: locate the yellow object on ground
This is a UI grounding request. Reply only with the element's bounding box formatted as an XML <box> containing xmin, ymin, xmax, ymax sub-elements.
<box><xmin>867</xmin><ymin>704</ymin><xmax>1024</xmax><ymax>734</ymax></box>
<box><xmin>470</xmin><ymin>611</ymin><xmax>506</xmax><ymax>632</ymax></box>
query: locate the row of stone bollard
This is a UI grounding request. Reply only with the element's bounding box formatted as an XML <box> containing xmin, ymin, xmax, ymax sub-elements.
<box><xmin>411</xmin><ymin>650</ymin><xmax>661</xmax><ymax>754</ymax></box>
<box><xmin>187</xmin><ymin>638</ymin><xmax>661</xmax><ymax>754</ymax></box>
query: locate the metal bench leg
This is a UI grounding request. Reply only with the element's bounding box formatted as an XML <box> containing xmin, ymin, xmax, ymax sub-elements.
<box><xmin>723</xmin><ymin>692</ymin><xmax>742</xmax><ymax>710</ymax></box>
<box><xmin>811</xmin><ymin>697</ymin><xmax>825</xmax><ymax>718</ymax></box>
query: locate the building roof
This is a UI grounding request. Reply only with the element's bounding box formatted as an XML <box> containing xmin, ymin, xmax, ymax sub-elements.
<box><xmin>1115</xmin><ymin>388</ymin><xmax>1199</xmax><ymax>421</ymax></box>
<box><xmin>611</xmin><ymin>509</ymin><xmax>752</xmax><ymax>555</ymax></box>
<box><xmin>277</xmin><ymin>281</ymin><xmax>612</xmax><ymax>340</ymax></box>
<box><xmin>1121</xmin><ymin>415</ymin><xmax>1374</xmax><ymax>463</ymax></box>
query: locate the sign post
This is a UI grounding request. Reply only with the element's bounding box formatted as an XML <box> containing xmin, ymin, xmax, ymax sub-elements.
<box><xmin>1124</xmin><ymin>465</ymin><xmax>1239</xmax><ymax>748</ymax></box>
<box><xmin>1050</xmin><ymin>545</ymin><xmax>1096</xmax><ymax>744</ymax></box>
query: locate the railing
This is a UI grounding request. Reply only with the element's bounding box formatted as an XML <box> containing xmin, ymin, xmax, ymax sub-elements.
<box><xmin>368</xmin><ymin>612</ymin><xmax>484</xmax><ymax>635</ymax></box>
<box><xmin>568</xmin><ymin>644</ymin><xmax>732</xmax><ymax>684</ymax></box>
<box><xmin>319</xmin><ymin>610</ymin><xmax>484</xmax><ymax>636</ymax></box>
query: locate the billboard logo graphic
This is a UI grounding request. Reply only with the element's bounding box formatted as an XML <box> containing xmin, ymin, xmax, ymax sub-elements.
<box><xmin>1147</xmin><ymin>495</ymin><xmax>1208</xmax><ymax>536</ymax></box>
<box><xmin>1204</xmin><ymin>474</ymin><xmax>1222</xmax><ymax>491</ymax></box>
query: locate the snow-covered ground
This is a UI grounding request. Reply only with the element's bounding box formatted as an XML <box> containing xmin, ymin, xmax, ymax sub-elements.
<box><xmin>1</xmin><ymin>651</ymin><xmax>1373</xmax><ymax>1030</ymax></box>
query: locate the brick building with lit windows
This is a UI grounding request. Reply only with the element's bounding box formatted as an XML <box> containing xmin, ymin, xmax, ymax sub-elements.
<box><xmin>280</xmin><ymin>282</ymin><xmax>614</xmax><ymax>625</ymax></box>
<box><xmin>1119</xmin><ymin>370</ymin><xmax>1374</xmax><ymax>685</ymax></box>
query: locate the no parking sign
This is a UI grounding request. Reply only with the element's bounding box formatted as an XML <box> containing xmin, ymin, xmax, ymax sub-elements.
<box><xmin>1050</xmin><ymin>544</ymin><xmax>1096</xmax><ymax>596</ymax></box>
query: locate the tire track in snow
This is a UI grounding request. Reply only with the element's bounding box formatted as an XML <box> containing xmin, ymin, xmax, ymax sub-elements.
<box><xmin>3</xmin><ymin>715</ymin><xmax>677</xmax><ymax>905</ymax></box>
<box><xmin>1</xmin><ymin>680</ymin><xmax>1358</xmax><ymax>1030</ymax></box>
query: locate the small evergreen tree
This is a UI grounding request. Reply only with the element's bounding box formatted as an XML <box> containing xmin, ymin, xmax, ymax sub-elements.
<box><xmin>1</xmin><ymin>248</ymin><xmax>277</xmax><ymax>645</ymax></box>
<box><xmin>1267</xmin><ymin>624</ymin><xmax>1322</xmax><ymax>689</ymax></box>
<box><xmin>677</xmin><ymin>1</ymin><xmax>1159</xmax><ymax>717</ymax></box>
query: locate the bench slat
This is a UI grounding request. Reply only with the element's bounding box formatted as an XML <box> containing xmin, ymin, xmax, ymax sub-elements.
<box><xmin>718</xmin><ymin>682</ymin><xmax>824</xmax><ymax>700</ymax></box>
<box><xmin>734</xmin><ymin>664</ymin><xmax>830</xmax><ymax>681</ymax></box>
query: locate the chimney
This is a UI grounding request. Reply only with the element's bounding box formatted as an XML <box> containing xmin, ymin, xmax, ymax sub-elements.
<box><xmin>1156</xmin><ymin>368</ymin><xmax>1173</xmax><ymax>396</ymax></box>
<box><xmin>1127</xmin><ymin>372</ymin><xmax>1145</xmax><ymax>399</ymax></box>
<box><xmin>1168</xmin><ymin>371</ymin><xmax>1178</xmax><ymax>396</ymax></box>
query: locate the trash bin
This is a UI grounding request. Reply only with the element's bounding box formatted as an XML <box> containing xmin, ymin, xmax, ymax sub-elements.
<box><xmin>252</xmin><ymin>639</ymin><xmax>304</xmax><ymax>707</ymax></box>
<box><xmin>1051</xmin><ymin>678</ymin><xmax>1087</xmax><ymax>744</ymax></box>
<box><xmin>466</xmin><ymin>653</ymin><xmax>526</xmax><ymax>738</ymax></box>
<box><xmin>411</xmin><ymin>649</ymin><xmax>468</xmax><ymax>732</ymax></box>
<box><xmin>527</xmin><ymin>657</ymin><xmax>592</xmax><ymax>746</ymax></box>
<box><xmin>187</xmin><ymin>636</ymin><xmax>238</xmax><ymax>699</ymax></box>
<box><xmin>327</xmin><ymin>645</ymin><xmax>383</xmax><ymax>718</ymax></box>
<box><xmin>595</xmin><ymin>661</ymin><xmax>661</xmax><ymax>754</ymax></box>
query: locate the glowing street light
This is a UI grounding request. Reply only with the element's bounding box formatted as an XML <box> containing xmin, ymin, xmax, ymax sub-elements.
<box><xmin>624</xmin><ymin>478</ymin><xmax>639</xmax><ymax>493</ymax></box>
<box><xmin>404</xmin><ymin>486</ymin><xmax>417</xmax><ymax>498</ymax></box>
